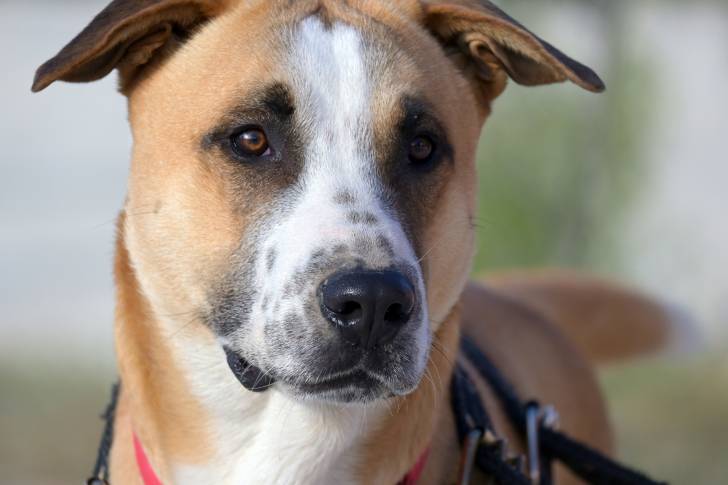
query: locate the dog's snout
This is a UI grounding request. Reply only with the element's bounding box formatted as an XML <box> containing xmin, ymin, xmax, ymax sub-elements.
<box><xmin>319</xmin><ymin>270</ymin><xmax>415</xmax><ymax>349</ymax></box>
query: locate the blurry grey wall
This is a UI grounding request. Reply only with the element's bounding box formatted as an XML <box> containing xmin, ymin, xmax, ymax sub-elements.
<box><xmin>1</xmin><ymin>1</ymin><xmax>128</xmax><ymax>373</ymax></box>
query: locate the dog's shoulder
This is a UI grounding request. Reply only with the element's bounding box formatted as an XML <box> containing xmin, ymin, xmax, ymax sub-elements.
<box><xmin>461</xmin><ymin>280</ymin><xmax>587</xmax><ymax>368</ymax></box>
<box><xmin>459</xmin><ymin>281</ymin><xmax>614</xmax><ymax>463</ymax></box>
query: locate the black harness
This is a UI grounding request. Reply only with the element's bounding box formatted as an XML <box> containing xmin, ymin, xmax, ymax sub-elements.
<box><xmin>451</xmin><ymin>337</ymin><xmax>667</xmax><ymax>485</ymax></box>
<box><xmin>87</xmin><ymin>337</ymin><xmax>667</xmax><ymax>484</ymax></box>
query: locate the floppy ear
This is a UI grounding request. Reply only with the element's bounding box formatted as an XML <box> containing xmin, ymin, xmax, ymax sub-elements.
<box><xmin>423</xmin><ymin>0</ymin><xmax>605</xmax><ymax>100</ymax></box>
<box><xmin>31</xmin><ymin>0</ymin><xmax>227</xmax><ymax>92</ymax></box>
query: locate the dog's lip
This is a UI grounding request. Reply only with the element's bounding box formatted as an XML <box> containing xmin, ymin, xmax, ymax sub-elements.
<box><xmin>223</xmin><ymin>347</ymin><xmax>275</xmax><ymax>392</ymax></box>
<box><xmin>280</xmin><ymin>368</ymin><xmax>384</xmax><ymax>395</ymax></box>
<box><xmin>222</xmin><ymin>348</ymin><xmax>384</xmax><ymax>398</ymax></box>
<box><xmin>222</xmin><ymin>348</ymin><xmax>417</xmax><ymax>399</ymax></box>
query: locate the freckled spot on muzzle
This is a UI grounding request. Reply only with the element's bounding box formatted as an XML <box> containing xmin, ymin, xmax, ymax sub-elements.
<box><xmin>376</xmin><ymin>233</ymin><xmax>395</xmax><ymax>258</ymax></box>
<box><xmin>333</xmin><ymin>191</ymin><xmax>356</xmax><ymax>205</ymax></box>
<box><xmin>347</xmin><ymin>211</ymin><xmax>378</xmax><ymax>225</ymax></box>
<box><xmin>265</xmin><ymin>247</ymin><xmax>277</xmax><ymax>272</ymax></box>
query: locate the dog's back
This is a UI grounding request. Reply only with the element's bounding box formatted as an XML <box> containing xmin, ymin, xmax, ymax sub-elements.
<box><xmin>484</xmin><ymin>270</ymin><xmax>686</xmax><ymax>364</ymax></box>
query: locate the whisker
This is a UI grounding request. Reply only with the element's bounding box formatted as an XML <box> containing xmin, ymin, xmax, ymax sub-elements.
<box><xmin>432</xmin><ymin>339</ymin><xmax>456</xmax><ymax>368</ymax></box>
<box><xmin>429</xmin><ymin>354</ymin><xmax>445</xmax><ymax>394</ymax></box>
<box><xmin>385</xmin><ymin>399</ymin><xmax>396</xmax><ymax>418</ymax></box>
<box><xmin>159</xmin><ymin>309</ymin><xmax>198</xmax><ymax>318</ymax></box>
<box><xmin>423</xmin><ymin>367</ymin><xmax>438</xmax><ymax>410</ymax></box>
<box><xmin>416</xmin><ymin>212</ymin><xmax>477</xmax><ymax>263</ymax></box>
<box><xmin>167</xmin><ymin>313</ymin><xmax>201</xmax><ymax>340</ymax></box>
<box><xmin>416</xmin><ymin>237</ymin><xmax>445</xmax><ymax>264</ymax></box>
<box><xmin>88</xmin><ymin>203</ymin><xmax>161</xmax><ymax>231</ymax></box>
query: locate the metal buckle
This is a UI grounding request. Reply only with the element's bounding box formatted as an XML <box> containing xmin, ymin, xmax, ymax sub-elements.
<box><xmin>525</xmin><ymin>402</ymin><xmax>560</xmax><ymax>484</ymax></box>
<box><xmin>458</xmin><ymin>401</ymin><xmax>560</xmax><ymax>485</ymax></box>
<box><xmin>458</xmin><ymin>428</ymin><xmax>515</xmax><ymax>485</ymax></box>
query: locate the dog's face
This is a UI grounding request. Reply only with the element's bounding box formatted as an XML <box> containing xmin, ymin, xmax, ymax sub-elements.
<box><xmin>123</xmin><ymin>6</ymin><xmax>482</xmax><ymax>403</ymax></box>
<box><xmin>34</xmin><ymin>0</ymin><xmax>602</xmax><ymax>403</ymax></box>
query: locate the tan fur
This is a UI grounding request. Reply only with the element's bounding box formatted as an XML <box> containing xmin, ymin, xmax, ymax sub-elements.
<box><xmin>31</xmin><ymin>1</ymin><xmax>671</xmax><ymax>484</ymax></box>
<box><xmin>112</xmin><ymin>217</ymin><xmax>216</xmax><ymax>482</ymax></box>
<box><xmin>484</xmin><ymin>269</ymin><xmax>677</xmax><ymax>364</ymax></box>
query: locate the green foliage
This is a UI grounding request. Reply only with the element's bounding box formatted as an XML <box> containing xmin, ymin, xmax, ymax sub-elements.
<box><xmin>472</xmin><ymin>26</ymin><xmax>656</xmax><ymax>274</ymax></box>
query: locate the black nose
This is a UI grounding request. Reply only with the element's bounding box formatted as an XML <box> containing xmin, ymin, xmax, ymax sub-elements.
<box><xmin>319</xmin><ymin>270</ymin><xmax>416</xmax><ymax>349</ymax></box>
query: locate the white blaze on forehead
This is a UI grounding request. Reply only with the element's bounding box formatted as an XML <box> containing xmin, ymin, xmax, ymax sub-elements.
<box><xmin>295</xmin><ymin>16</ymin><xmax>369</xmax><ymax>146</ymax></box>
<box><xmin>291</xmin><ymin>16</ymin><xmax>377</xmax><ymax>199</ymax></box>
<box><xmin>256</xmin><ymin>16</ymin><xmax>420</xmax><ymax>294</ymax></box>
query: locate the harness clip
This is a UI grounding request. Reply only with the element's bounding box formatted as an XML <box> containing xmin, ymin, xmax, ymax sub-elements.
<box><xmin>457</xmin><ymin>428</ymin><xmax>483</xmax><ymax>485</ymax></box>
<box><xmin>525</xmin><ymin>401</ymin><xmax>560</xmax><ymax>484</ymax></box>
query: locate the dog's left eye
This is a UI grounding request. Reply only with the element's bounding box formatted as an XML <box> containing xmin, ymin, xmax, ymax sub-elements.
<box><xmin>231</xmin><ymin>127</ymin><xmax>271</xmax><ymax>157</ymax></box>
<box><xmin>408</xmin><ymin>135</ymin><xmax>435</xmax><ymax>164</ymax></box>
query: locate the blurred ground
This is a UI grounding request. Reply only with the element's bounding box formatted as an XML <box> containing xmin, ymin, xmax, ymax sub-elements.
<box><xmin>0</xmin><ymin>359</ymin><xmax>111</xmax><ymax>485</ymax></box>
<box><xmin>1</xmin><ymin>0</ymin><xmax>727</xmax><ymax>484</ymax></box>
<box><xmin>602</xmin><ymin>352</ymin><xmax>728</xmax><ymax>485</ymax></box>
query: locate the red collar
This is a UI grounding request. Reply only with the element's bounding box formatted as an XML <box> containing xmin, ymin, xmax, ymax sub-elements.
<box><xmin>133</xmin><ymin>433</ymin><xmax>162</xmax><ymax>485</ymax></box>
<box><xmin>133</xmin><ymin>432</ymin><xmax>428</xmax><ymax>485</ymax></box>
<box><xmin>398</xmin><ymin>446</ymin><xmax>430</xmax><ymax>485</ymax></box>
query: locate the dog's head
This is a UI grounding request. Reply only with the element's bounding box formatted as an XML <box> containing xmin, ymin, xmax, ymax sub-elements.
<box><xmin>34</xmin><ymin>0</ymin><xmax>602</xmax><ymax>403</ymax></box>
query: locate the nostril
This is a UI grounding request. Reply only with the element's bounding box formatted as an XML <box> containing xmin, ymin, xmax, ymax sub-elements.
<box><xmin>338</xmin><ymin>301</ymin><xmax>362</xmax><ymax>319</ymax></box>
<box><xmin>383</xmin><ymin>302</ymin><xmax>408</xmax><ymax>325</ymax></box>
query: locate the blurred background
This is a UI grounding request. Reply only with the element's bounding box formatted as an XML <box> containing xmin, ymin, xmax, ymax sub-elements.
<box><xmin>1</xmin><ymin>0</ymin><xmax>726</xmax><ymax>483</ymax></box>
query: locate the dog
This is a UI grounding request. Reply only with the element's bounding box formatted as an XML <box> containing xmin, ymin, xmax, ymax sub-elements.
<box><xmin>32</xmin><ymin>1</ymin><xmax>678</xmax><ymax>483</ymax></box>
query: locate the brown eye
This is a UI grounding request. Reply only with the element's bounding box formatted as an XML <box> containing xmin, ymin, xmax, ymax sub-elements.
<box><xmin>408</xmin><ymin>135</ymin><xmax>435</xmax><ymax>163</ymax></box>
<box><xmin>232</xmin><ymin>127</ymin><xmax>270</xmax><ymax>157</ymax></box>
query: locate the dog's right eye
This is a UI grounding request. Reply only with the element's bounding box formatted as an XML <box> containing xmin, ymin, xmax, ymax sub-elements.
<box><xmin>230</xmin><ymin>127</ymin><xmax>271</xmax><ymax>158</ymax></box>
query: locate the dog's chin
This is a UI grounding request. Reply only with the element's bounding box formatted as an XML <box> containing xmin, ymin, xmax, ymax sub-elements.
<box><xmin>279</xmin><ymin>370</ymin><xmax>401</xmax><ymax>404</ymax></box>
<box><xmin>224</xmin><ymin>347</ymin><xmax>421</xmax><ymax>404</ymax></box>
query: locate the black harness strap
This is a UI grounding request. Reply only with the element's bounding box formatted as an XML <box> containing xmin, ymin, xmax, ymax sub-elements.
<box><xmin>455</xmin><ymin>336</ymin><xmax>668</xmax><ymax>485</ymax></box>
<box><xmin>451</xmin><ymin>366</ymin><xmax>531</xmax><ymax>484</ymax></box>
<box><xmin>87</xmin><ymin>382</ymin><xmax>120</xmax><ymax>485</ymax></box>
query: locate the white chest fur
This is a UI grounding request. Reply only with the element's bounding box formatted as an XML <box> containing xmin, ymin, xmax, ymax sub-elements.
<box><xmin>166</xmin><ymin>323</ymin><xmax>384</xmax><ymax>485</ymax></box>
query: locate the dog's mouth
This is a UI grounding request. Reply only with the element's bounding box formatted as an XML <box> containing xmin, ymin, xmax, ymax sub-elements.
<box><xmin>280</xmin><ymin>369</ymin><xmax>392</xmax><ymax>400</ymax></box>
<box><xmin>224</xmin><ymin>347</ymin><xmax>275</xmax><ymax>392</ymax></box>
<box><xmin>224</xmin><ymin>347</ymin><xmax>396</xmax><ymax>401</ymax></box>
